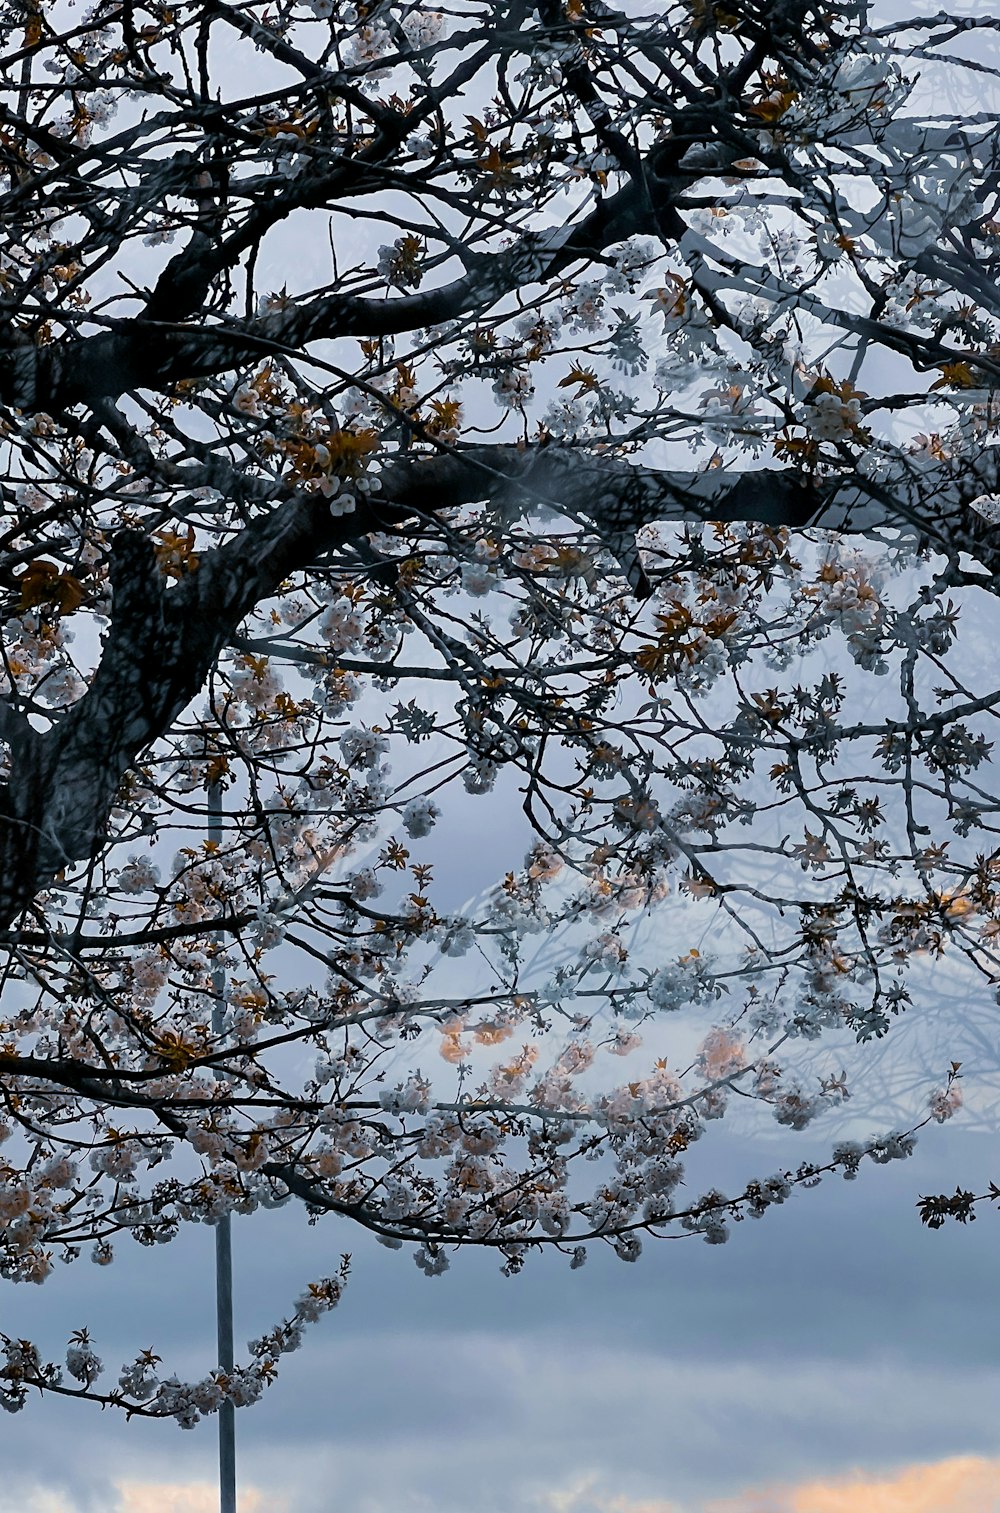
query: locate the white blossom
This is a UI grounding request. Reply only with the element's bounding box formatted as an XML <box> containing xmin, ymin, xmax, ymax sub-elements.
<box><xmin>401</xmin><ymin>795</ymin><xmax>441</xmax><ymax>838</ymax></box>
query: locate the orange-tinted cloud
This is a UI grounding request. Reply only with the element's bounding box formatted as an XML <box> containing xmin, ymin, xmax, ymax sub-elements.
<box><xmin>705</xmin><ymin>1455</ymin><xmax>1000</xmax><ymax>1513</ymax></box>
<box><xmin>115</xmin><ymin>1481</ymin><xmax>286</xmax><ymax>1513</ymax></box>
<box><xmin>12</xmin><ymin>1458</ymin><xmax>1000</xmax><ymax>1513</ymax></box>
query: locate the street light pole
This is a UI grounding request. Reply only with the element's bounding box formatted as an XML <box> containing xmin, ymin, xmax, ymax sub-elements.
<box><xmin>209</xmin><ymin>780</ymin><xmax>236</xmax><ymax>1513</ymax></box>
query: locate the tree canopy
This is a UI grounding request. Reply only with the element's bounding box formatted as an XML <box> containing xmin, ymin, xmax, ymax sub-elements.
<box><xmin>1</xmin><ymin>0</ymin><xmax>999</xmax><ymax>1424</ymax></box>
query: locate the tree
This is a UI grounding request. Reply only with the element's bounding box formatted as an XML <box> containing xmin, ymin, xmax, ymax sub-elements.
<box><xmin>0</xmin><ymin>0</ymin><xmax>997</xmax><ymax>1424</ymax></box>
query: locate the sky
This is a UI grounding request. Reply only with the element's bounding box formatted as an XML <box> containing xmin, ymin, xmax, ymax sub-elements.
<box><xmin>4</xmin><ymin>1117</ymin><xmax>998</xmax><ymax>1511</ymax></box>
<box><xmin>4</xmin><ymin>2</ymin><xmax>1000</xmax><ymax>1510</ymax></box>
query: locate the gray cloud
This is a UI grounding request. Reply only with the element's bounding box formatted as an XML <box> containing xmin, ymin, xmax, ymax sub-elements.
<box><xmin>6</xmin><ymin>1125</ymin><xmax>997</xmax><ymax>1509</ymax></box>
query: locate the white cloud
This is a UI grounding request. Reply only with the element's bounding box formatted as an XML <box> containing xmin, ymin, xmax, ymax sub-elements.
<box><xmin>0</xmin><ymin>1492</ymin><xmax>78</xmax><ymax>1513</ymax></box>
<box><xmin>534</xmin><ymin>1473</ymin><xmax>685</xmax><ymax>1513</ymax></box>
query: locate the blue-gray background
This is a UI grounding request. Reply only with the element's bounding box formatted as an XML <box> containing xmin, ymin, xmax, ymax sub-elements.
<box><xmin>3</xmin><ymin>1121</ymin><xmax>998</xmax><ymax>1512</ymax></box>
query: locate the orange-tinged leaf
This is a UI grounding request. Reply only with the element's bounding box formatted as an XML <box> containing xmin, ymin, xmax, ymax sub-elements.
<box><xmin>16</xmin><ymin>560</ymin><xmax>85</xmax><ymax>615</ymax></box>
<box><xmin>426</xmin><ymin>397</ymin><xmax>463</xmax><ymax>437</ymax></box>
<box><xmin>558</xmin><ymin>364</ymin><xmax>601</xmax><ymax>393</ymax></box>
<box><xmin>154</xmin><ymin>526</ymin><xmax>199</xmax><ymax>579</ymax></box>
<box><xmin>636</xmin><ymin>643</ymin><xmax>669</xmax><ymax>677</ymax></box>
<box><xmin>479</xmin><ymin>144</ymin><xmax>518</xmax><ymax>182</ymax></box>
<box><xmin>748</xmin><ymin>90</ymin><xmax>798</xmax><ymax>122</ymax></box>
<box><xmin>931</xmin><ymin>361</ymin><xmax>979</xmax><ymax>390</ymax></box>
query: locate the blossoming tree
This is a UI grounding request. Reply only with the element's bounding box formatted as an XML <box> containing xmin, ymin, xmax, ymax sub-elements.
<box><xmin>1</xmin><ymin>0</ymin><xmax>998</xmax><ymax>1423</ymax></box>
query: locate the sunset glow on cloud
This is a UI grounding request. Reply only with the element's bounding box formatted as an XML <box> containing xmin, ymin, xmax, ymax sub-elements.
<box><xmin>114</xmin><ymin>1481</ymin><xmax>283</xmax><ymax>1513</ymax></box>
<box><xmin>7</xmin><ymin>1456</ymin><xmax>1000</xmax><ymax>1513</ymax></box>
<box><xmin>542</xmin><ymin>1455</ymin><xmax>1000</xmax><ymax>1513</ymax></box>
<box><xmin>705</xmin><ymin>1456</ymin><xmax>1000</xmax><ymax>1513</ymax></box>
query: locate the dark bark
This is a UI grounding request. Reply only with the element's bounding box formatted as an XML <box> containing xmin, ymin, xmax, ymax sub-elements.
<box><xmin>1</xmin><ymin>436</ymin><xmax>990</xmax><ymax>928</ymax></box>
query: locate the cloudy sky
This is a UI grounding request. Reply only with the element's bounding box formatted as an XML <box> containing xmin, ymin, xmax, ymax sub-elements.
<box><xmin>5</xmin><ymin>1111</ymin><xmax>998</xmax><ymax>1513</ymax></box>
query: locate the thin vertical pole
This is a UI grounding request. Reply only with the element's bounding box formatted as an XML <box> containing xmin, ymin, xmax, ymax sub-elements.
<box><xmin>209</xmin><ymin>780</ymin><xmax>236</xmax><ymax>1513</ymax></box>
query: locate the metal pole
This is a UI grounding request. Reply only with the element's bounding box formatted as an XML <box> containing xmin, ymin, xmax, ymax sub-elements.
<box><xmin>209</xmin><ymin>780</ymin><xmax>236</xmax><ymax>1513</ymax></box>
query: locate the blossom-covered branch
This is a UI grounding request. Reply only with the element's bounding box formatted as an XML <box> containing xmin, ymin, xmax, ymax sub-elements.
<box><xmin>0</xmin><ymin>0</ymin><xmax>997</xmax><ymax>1424</ymax></box>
